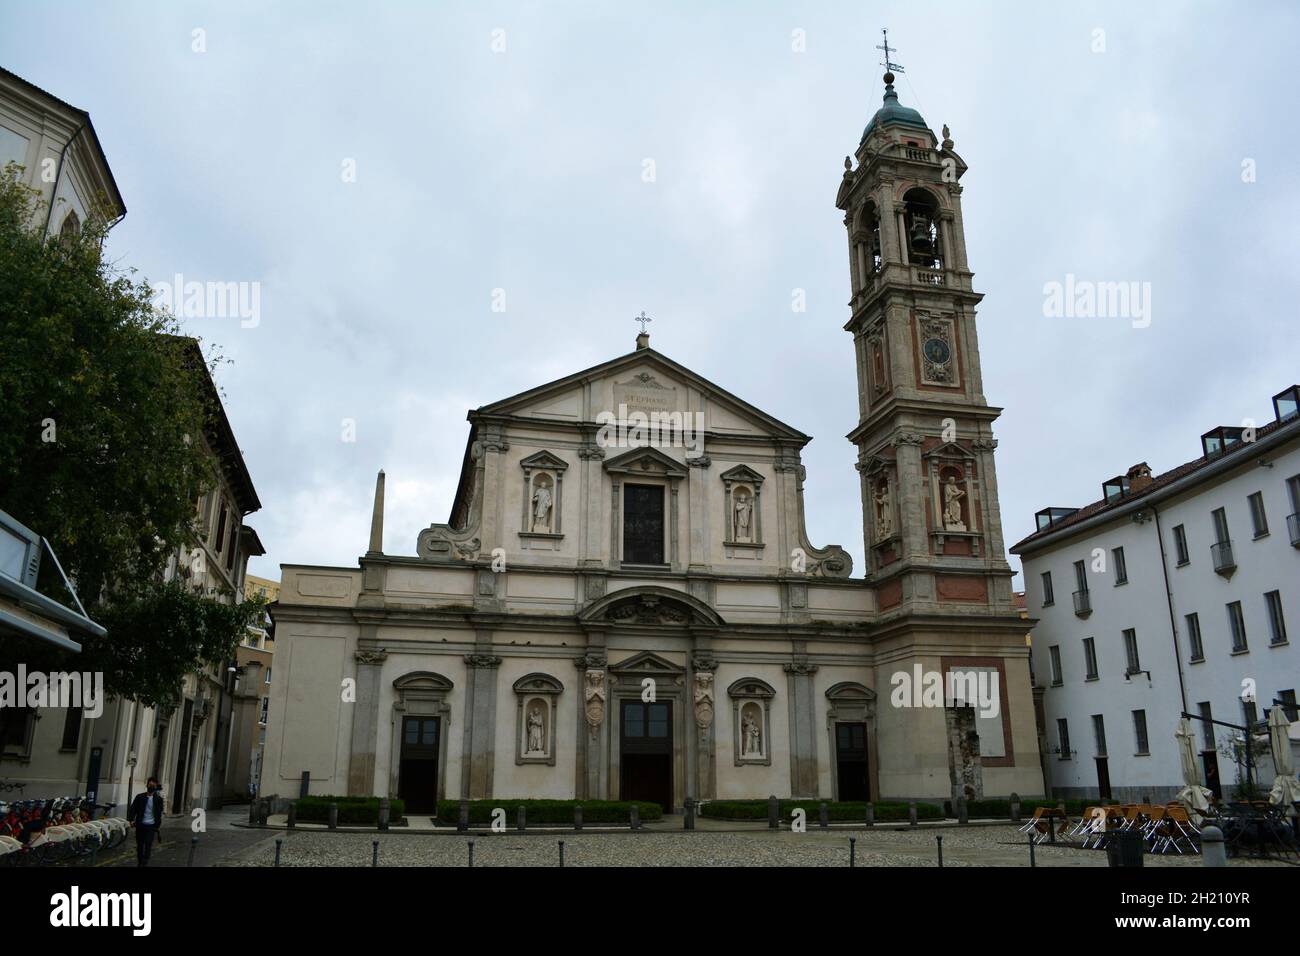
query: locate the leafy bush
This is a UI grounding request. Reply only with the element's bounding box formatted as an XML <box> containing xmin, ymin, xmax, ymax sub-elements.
<box><xmin>699</xmin><ymin>799</ymin><xmax>941</xmax><ymax>821</ymax></box>
<box><xmin>433</xmin><ymin>799</ymin><xmax>662</xmax><ymax>825</ymax></box>
<box><xmin>295</xmin><ymin>796</ymin><xmax>406</xmax><ymax>826</ymax></box>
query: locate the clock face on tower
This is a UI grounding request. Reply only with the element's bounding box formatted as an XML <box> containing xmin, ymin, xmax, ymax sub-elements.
<box><xmin>922</xmin><ymin>337</ymin><xmax>951</xmax><ymax>366</ymax></box>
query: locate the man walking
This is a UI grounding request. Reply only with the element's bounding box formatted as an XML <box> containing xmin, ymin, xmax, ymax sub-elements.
<box><xmin>127</xmin><ymin>777</ymin><xmax>164</xmax><ymax>866</ymax></box>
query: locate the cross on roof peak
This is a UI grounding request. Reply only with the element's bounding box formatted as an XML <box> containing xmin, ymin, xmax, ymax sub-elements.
<box><xmin>633</xmin><ymin>310</ymin><xmax>652</xmax><ymax>334</ymax></box>
<box><xmin>876</xmin><ymin>28</ymin><xmax>904</xmax><ymax>76</ymax></box>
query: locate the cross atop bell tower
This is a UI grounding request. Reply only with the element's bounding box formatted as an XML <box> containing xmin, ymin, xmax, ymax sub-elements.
<box><xmin>834</xmin><ymin>43</ymin><xmax>1018</xmax><ymax>616</ymax></box>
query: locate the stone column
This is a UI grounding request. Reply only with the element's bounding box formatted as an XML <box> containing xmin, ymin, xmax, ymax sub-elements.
<box><xmin>574</xmin><ymin>650</ymin><xmax>608</xmax><ymax>800</ymax></box>
<box><xmin>686</xmin><ymin>456</ymin><xmax>712</xmax><ymax>570</ymax></box>
<box><xmin>785</xmin><ymin>658</ymin><xmax>820</xmax><ymax>797</ymax></box>
<box><xmin>460</xmin><ymin>651</ymin><xmax>501</xmax><ymax>799</ymax></box>
<box><xmin>690</xmin><ymin>651</ymin><xmax>718</xmax><ymax>801</ymax></box>
<box><xmin>347</xmin><ymin>650</ymin><xmax>387</xmax><ymax>796</ymax></box>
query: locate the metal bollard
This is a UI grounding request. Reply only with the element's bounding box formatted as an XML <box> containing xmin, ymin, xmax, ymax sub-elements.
<box><xmin>629</xmin><ymin>805</ymin><xmax>640</xmax><ymax>830</ymax></box>
<box><xmin>274</xmin><ymin>838</ymin><xmax>282</xmax><ymax>867</ymax></box>
<box><xmin>956</xmin><ymin>797</ymin><xmax>968</xmax><ymax>825</ymax></box>
<box><xmin>299</xmin><ymin>771</ymin><xmax>310</xmax><ymax>798</ymax></box>
<box><xmin>378</xmin><ymin>797</ymin><xmax>390</xmax><ymax>832</ymax></box>
<box><xmin>188</xmin><ymin>836</ymin><xmax>199</xmax><ymax>867</ymax></box>
<box><xmin>683</xmin><ymin>798</ymin><xmax>696</xmax><ymax>831</ymax></box>
<box><xmin>937</xmin><ymin>835</ymin><xmax>943</xmax><ymax>868</ymax></box>
<box><xmin>328</xmin><ymin>803</ymin><xmax>338</xmax><ymax>830</ymax></box>
<box><xmin>372</xmin><ymin>840</ymin><xmax>379</xmax><ymax>867</ymax></box>
<box><xmin>768</xmin><ymin>794</ymin><xmax>780</xmax><ymax>829</ymax></box>
<box><xmin>457</xmin><ymin>799</ymin><xmax>469</xmax><ymax>832</ymax></box>
<box><xmin>287</xmin><ymin>803</ymin><xmax>297</xmax><ymax>829</ymax></box>
<box><xmin>908</xmin><ymin>801</ymin><xmax>918</xmax><ymax>827</ymax></box>
<box><xmin>574</xmin><ymin>805</ymin><xmax>583</xmax><ymax>831</ymax></box>
<box><xmin>865</xmin><ymin>802</ymin><xmax>874</xmax><ymax>828</ymax></box>
<box><xmin>558</xmin><ymin>840</ymin><xmax>565</xmax><ymax>868</ymax></box>
<box><xmin>1010</xmin><ymin>792</ymin><xmax>1021</xmax><ymax>824</ymax></box>
<box><xmin>1028</xmin><ymin>833</ymin><xmax>1036</xmax><ymax>867</ymax></box>
<box><xmin>258</xmin><ymin>799</ymin><xmax>269</xmax><ymax>826</ymax></box>
<box><xmin>249</xmin><ymin>801</ymin><xmax>258</xmax><ymax>825</ymax></box>
<box><xmin>849</xmin><ymin>836</ymin><xmax>856</xmax><ymax>868</ymax></box>
<box><xmin>517</xmin><ymin>805</ymin><xmax>526</xmax><ymax>832</ymax></box>
<box><xmin>467</xmin><ymin>840</ymin><xmax>474</xmax><ymax>868</ymax></box>
<box><xmin>1200</xmin><ymin>825</ymin><xmax>1226</xmax><ymax>867</ymax></box>
<box><xmin>819</xmin><ymin>801</ymin><xmax>829</xmax><ymax>829</ymax></box>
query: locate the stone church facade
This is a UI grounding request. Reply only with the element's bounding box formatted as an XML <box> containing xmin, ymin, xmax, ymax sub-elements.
<box><xmin>263</xmin><ymin>72</ymin><xmax>1043</xmax><ymax>812</ymax></box>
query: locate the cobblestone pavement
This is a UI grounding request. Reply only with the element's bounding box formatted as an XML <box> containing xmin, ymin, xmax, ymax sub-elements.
<box><xmin>221</xmin><ymin>824</ymin><xmax>1289</xmax><ymax>867</ymax></box>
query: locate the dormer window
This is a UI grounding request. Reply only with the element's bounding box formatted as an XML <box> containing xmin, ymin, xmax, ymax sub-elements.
<box><xmin>1035</xmin><ymin>507</ymin><xmax>1079</xmax><ymax>531</ymax></box>
<box><xmin>1272</xmin><ymin>385</ymin><xmax>1299</xmax><ymax>423</ymax></box>
<box><xmin>1102</xmin><ymin>476</ymin><xmax>1129</xmax><ymax>502</ymax></box>
<box><xmin>1201</xmin><ymin>426</ymin><xmax>1245</xmax><ymax>458</ymax></box>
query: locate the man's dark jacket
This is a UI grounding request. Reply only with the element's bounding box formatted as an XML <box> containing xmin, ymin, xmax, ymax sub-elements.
<box><xmin>127</xmin><ymin>791</ymin><xmax>164</xmax><ymax>833</ymax></box>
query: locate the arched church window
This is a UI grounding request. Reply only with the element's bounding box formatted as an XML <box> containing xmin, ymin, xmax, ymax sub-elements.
<box><xmin>59</xmin><ymin>210</ymin><xmax>80</xmax><ymax>245</ymax></box>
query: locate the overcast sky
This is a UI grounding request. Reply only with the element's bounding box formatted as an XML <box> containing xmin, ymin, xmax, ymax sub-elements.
<box><xmin>4</xmin><ymin>1</ymin><xmax>1297</xmax><ymax>585</ymax></box>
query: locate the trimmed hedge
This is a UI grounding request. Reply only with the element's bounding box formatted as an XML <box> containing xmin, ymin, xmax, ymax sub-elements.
<box><xmin>433</xmin><ymin>799</ymin><xmax>663</xmax><ymax>825</ymax></box>
<box><xmin>295</xmin><ymin>795</ymin><xmax>406</xmax><ymax>826</ymax></box>
<box><xmin>699</xmin><ymin>799</ymin><xmax>942</xmax><ymax>822</ymax></box>
<box><xmin>956</xmin><ymin>798</ymin><xmax>1092</xmax><ymax>818</ymax></box>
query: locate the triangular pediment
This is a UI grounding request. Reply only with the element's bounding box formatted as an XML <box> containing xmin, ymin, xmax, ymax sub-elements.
<box><xmin>608</xmin><ymin>651</ymin><xmax>685</xmax><ymax>675</ymax></box>
<box><xmin>719</xmin><ymin>464</ymin><xmax>765</xmax><ymax>486</ymax></box>
<box><xmin>924</xmin><ymin>441</ymin><xmax>976</xmax><ymax>461</ymax></box>
<box><xmin>474</xmin><ymin>348</ymin><xmax>809</xmax><ymax>442</ymax></box>
<box><xmin>603</xmin><ymin>445</ymin><xmax>689</xmax><ymax>478</ymax></box>
<box><xmin>518</xmin><ymin>450</ymin><xmax>570</xmax><ymax>472</ymax></box>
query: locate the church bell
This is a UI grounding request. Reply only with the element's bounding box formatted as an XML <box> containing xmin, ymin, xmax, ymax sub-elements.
<box><xmin>909</xmin><ymin>216</ymin><xmax>933</xmax><ymax>255</ymax></box>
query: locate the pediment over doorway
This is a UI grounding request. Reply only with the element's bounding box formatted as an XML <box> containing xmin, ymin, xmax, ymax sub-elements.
<box><xmin>579</xmin><ymin>586</ymin><xmax>724</xmax><ymax>628</ymax></box>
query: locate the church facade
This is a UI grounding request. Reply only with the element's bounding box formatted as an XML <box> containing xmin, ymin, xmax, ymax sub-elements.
<box><xmin>263</xmin><ymin>73</ymin><xmax>1043</xmax><ymax>812</ymax></box>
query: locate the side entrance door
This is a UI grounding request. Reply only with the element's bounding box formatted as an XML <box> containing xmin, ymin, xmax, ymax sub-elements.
<box><xmin>398</xmin><ymin>716</ymin><xmax>440</xmax><ymax>814</ymax></box>
<box><xmin>835</xmin><ymin>722</ymin><xmax>869</xmax><ymax>800</ymax></box>
<box><xmin>620</xmin><ymin>700</ymin><xmax>672</xmax><ymax>812</ymax></box>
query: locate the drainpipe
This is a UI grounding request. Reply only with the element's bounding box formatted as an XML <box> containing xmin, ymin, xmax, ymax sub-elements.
<box><xmin>1149</xmin><ymin>504</ymin><xmax>1188</xmax><ymax>713</ymax></box>
<box><xmin>41</xmin><ymin>117</ymin><xmax>88</xmax><ymax>240</ymax></box>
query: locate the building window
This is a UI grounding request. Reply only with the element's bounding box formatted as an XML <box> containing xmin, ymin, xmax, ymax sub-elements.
<box><xmin>60</xmin><ymin>707</ymin><xmax>82</xmax><ymax>751</ymax></box>
<box><xmin>0</xmin><ymin>707</ymin><xmax>33</xmax><ymax>757</ymax></box>
<box><xmin>265</xmin><ymin>666</ymin><xmax>272</xmax><ymax>685</ymax></box>
<box><xmin>1073</xmin><ymin>559</ymin><xmax>1088</xmax><ymax>593</ymax></box>
<box><xmin>1227</xmin><ymin>601</ymin><xmax>1248</xmax><ymax>652</ymax></box>
<box><xmin>1278</xmin><ymin>690</ymin><xmax>1298</xmax><ymax>722</ymax></box>
<box><xmin>1083</xmin><ymin>637</ymin><xmax>1098</xmax><ymax>680</ymax></box>
<box><xmin>1122</xmin><ymin>628</ymin><xmax>1141</xmax><ymax>675</ymax></box>
<box><xmin>1173</xmin><ymin>524</ymin><xmax>1189</xmax><ymax>565</ymax></box>
<box><xmin>1056</xmin><ymin>718</ymin><xmax>1071</xmax><ymax>760</ymax></box>
<box><xmin>214</xmin><ymin>501</ymin><xmax>228</xmax><ymax>555</ymax></box>
<box><xmin>1091</xmin><ymin>714</ymin><xmax>1107</xmax><ymax>757</ymax></box>
<box><xmin>1132</xmin><ymin>710</ymin><xmax>1149</xmax><ymax>754</ymax></box>
<box><xmin>1048</xmin><ymin>645</ymin><xmax>1062</xmax><ymax>685</ymax></box>
<box><xmin>1248</xmin><ymin>492</ymin><xmax>1269</xmax><ymax>538</ymax></box>
<box><xmin>1265</xmin><ymin>591</ymin><xmax>1287</xmax><ymax>645</ymax></box>
<box><xmin>1112</xmin><ymin>546</ymin><xmax>1128</xmax><ymax>585</ymax></box>
<box><xmin>258</xmin><ymin>697</ymin><xmax>269</xmax><ymax>725</ymax></box>
<box><xmin>1185</xmin><ymin>612</ymin><xmax>1204</xmax><ymax>662</ymax></box>
<box><xmin>1197</xmin><ymin>702</ymin><xmax>1214</xmax><ymax>750</ymax></box>
<box><xmin>622</xmin><ymin>483</ymin><xmax>665</xmax><ymax>565</ymax></box>
<box><xmin>1041</xmin><ymin>571</ymin><xmax>1054</xmax><ymax>607</ymax></box>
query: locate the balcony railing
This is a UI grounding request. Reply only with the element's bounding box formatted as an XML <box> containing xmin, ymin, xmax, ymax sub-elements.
<box><xmin>1211</xmin><ymin>540</ymin><xmax>1236</xmax><ymax>574</ymax></box>
<box><xmin>1288</xmin><ymin>512</ymin><xmax>1300</xmax><ymax>548</ymax></box>
<box><xmin>1072</xmin><ymin>589</ymin><xmax>1091</xmax><ymax>617</ymax></box>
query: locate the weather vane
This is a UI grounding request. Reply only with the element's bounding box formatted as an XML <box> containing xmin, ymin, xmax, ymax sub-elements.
<box><xmin>634</xmin><ymin>310</ymin><xmax>652</xmax><ymax>334</ymax></box>
<box><xmin>877</xmin><ymin>28</ymin><xmax>904</xmax><ymax>74</ymax></box>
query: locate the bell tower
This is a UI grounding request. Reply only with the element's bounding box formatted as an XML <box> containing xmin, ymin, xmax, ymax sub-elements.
<box><xmin>835</xmin><ymin>61</ymin><xmax>1019</xmax><ymax>617</ymax></box>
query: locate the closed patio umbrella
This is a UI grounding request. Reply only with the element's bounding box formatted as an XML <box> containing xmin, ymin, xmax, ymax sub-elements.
<box><xmin>1175</xmin><ymin>718</ymin><xmax>1212</xmax><ymax>820</ymax></box>
<box><xmin>1267</xmin><ymin>706</ymin><xmax>1300</xmax><ymax>808</ymax></box>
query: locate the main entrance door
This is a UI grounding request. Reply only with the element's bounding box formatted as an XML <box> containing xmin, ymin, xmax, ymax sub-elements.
<box><xmin>620</xmin><ymin>700</ymin><xmax>672</xmax><ymax>811</ymax></box>
<box><xmin>398</xmin><ymin>716</ymin><xmax>440</xmax><ymax>814</ymax></box>
<box><xmin>835</xmin><ymin>722</ymin><xmax>869</xmax><ymax>800</ymax></box>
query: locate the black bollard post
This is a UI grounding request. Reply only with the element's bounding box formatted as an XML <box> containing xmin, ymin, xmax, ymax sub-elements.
<box><xmin>850</xmin><ymin>837</ymin><xmax>856</xmax><ymax>868</ymax></box>
<box><xmin>258</xmin><ymin>799</ymin><xmax>269</xmax><ymax>826</ymax></box>
<box><xmin>457</xmin><ymin>799</ymin><xmax>469</xmax><ymax>832</ymax></box>
<box><xmin>558</xmin><ymin>840</ymin><xmax>565</xmax><ymax>868</ymax></box>
<box><xmin>1009</xmin><ymin>792</ymin><xmax>1021</xmax><ymax>824</ymax></box>
<box><xmin>768</xmin><ymin>794</ymin><xmax>779</xmax><ymax>830</ymax></box>
<box><xmin>1028</xmin><ymin>833</ymin><xmax>1036</xmax><ymax>867</ymax></box>
<box><xmin>287</xmin><ymin>802</ymin><xmax>297</xmax><ymax>829</ymax></box>
<box><xmin>574</xmin><ymin>805</ymin><xmax>583</xmax><ymax>831</ymax></box>
<box><xmin>188</xmin><ymin>836</ymin><xmax>198</xmax><ymax>867</ymax></box>
<box><xmin>517</xmin><ymin>805</ymin><xmax>526</xmax><ymax>832</ymax></box>
<box><xmin>299</xmin><ymin>771</ymin><xmax>310</xmax><ymax>798</ymax></box>
<box><xmin>328</xmin><ymin>803</ymin><xmax>338</xmax><ymax>830</ymax></box>
<box><xmin>908</xmin><ymin>801</ymin><xmax>918</xmax><ymax>827</ymax></box>
<box><xmin>956</xmin><ymin>797</ymin><xmax>968</xmax><ymax>825</ymax></box>
<box><xmin>378</xmin><ymin>798</ymin><xmax>390</xmax><ymax>832</ymax></box>
<box><xmin>865</xmin><ymin>802</ymin><xmax>874</xmax><ymax>828</ymax></box>
<box><xmin>248</xmin><ymin>801</ymin><xmax>258</xmax><ymax>825</ymax></box>
<box><xmin>683</xmin><ymin>798</ymin><xmax>696</xmax><ymax>831</ymax></box>
<box><xmin>274</xmin><ymin>838</ymin><xmax>282</xmax><ymax>867</ymax></box>
<box><xmin>372</xmin><ymin>840</ymin><xmax>379</xmax><ymax>867</ymax></box>
<box><xmin>467</xmin><ymin>840</ymin><xmax>474</xmax><ymax>868</ymax></box>
<box><xmin>819</xmin><ymin>801</ymin><xmax>829</xmax><ymax>829</ymax></box>
<box><xmin>629</xmin><ymin>805</ymin><xmax>640</xmax><ymax>830</ymax></box>
<box><xmin>937</xmin><ymin>835</ymin><xmax>944</xmax><ymax>868</ymax></box>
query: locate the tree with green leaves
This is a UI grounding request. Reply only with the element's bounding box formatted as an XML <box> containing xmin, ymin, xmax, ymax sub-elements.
<box><xmin>0</xmin><ymin>163</ymin><xmax>260</xmax><ymax>709</ymax></box>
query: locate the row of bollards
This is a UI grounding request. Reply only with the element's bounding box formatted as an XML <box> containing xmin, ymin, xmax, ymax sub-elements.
<box><xmin>451</xmin><ymin>800</ymin><xmax>642</xmax><ymax>832</ymax></box>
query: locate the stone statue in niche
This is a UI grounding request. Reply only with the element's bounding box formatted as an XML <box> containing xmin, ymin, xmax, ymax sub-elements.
<box><xmin>693</xmin><ymin>672</ymin><xmax>715</xmax><ymax>728</ymax></box>
<box><xmin>742</xmin><ymin>709</ymin><xmax>763</xmax><ymax>756</ymax></box>
<box><xmin>873</xmin><ymin>481</ymin><xmax>893</xmax><ymax>540</ymax></box>
<box><xmin>733</xmin><ymin>489</ymin><xmax>753</xmax><ymax>541</ymax></box>
<box><xmin>526</xmin><ymin>704</ymin><xmax>545</xmax><ymax>754</ymax></box>
<box><xmin>584</xmin><ymin>670</ymin><xmax>606</xmax><ymax>727</ymax></box>
<box><xmin>531</xmin><ymin>477</ymin><xmax>553</xmax><ymax>532</ymax></box>
<box><xmin>943</xmin><ymin>474</ymin><xmax>967</xmax><ymax>531</ymax></box>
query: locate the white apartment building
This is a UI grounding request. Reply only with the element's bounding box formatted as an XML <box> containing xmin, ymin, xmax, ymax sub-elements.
<box><xmin>1012</xmin><ymin>384</ymin><xmax>1300</xmax><ymax>803</ymax></box>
